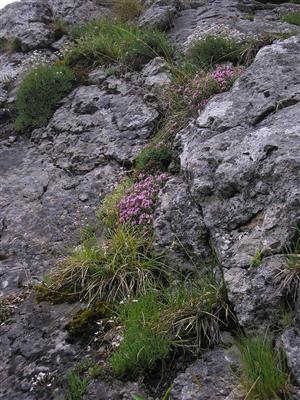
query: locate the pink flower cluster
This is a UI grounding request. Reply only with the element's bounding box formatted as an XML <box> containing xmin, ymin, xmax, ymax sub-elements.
<box><xmin>118</xmin><ymin>174</ymin><xmax>168</xmax><ymax>226</ymax></box>
<box><xmin>180</xmin><ymin>64</ymin><xmax>243</xmax><ymax>110</ymax></box>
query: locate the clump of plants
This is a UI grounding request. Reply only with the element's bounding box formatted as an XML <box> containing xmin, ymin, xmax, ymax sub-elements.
<box><xmin>65</xmin><ymin>20</ymin><xmax>175</xmax><ymax>70</ymax></box>
<box><xmin>51</xmin><ymin>19</ymin><xmax>69</xmax><ymax>40</ymax></box>
<box><xmin>134</xmin><ymin>141</ymin><xmax>172</xmax><ymax>174</ymax></box>
<box><xmin>0</xmin><ymin>36</ymin><xmax>21</xmax><ymax>53</ymax></box>
<box><xmin>277</xmin><ymin>237</ymin><xmax>300</xmax><ymax>297</ymax></box>
<box><xmin>282</xmin><ymin>12</ymin><xmax>300</xmax><ymax>26</ymax></box>
<box><xmin>237</xmin><ymin>334</ymin><xmax>290</xmax><ymax>399</ymax></box>
<box><xmin>187</xmin><ymin>36</ymin><xmax>244</xmax><ymax>70</ymax></box>
<box><xmin>113</xmin><ymin>0</ymin><xmax>143</xmax><ymax>22</ymax></box>
<box><xmin>110</xmin><ymin>277</ymin><xmax>229</xmax><ymax>378</ymax></box>
<box><xmin>179</xmin><ymin>64</ymin><xmax>243</xmax><ymax>111</ymax></box>
<box><xmin>15</xmin><ymin>65</ymin><xmax>76</xmax><ymax>133</ymax></box>
<box><xmin>36</xmin><ymin>224</ymin><xmax>166</xmax><ymax>304</ymax></box>
<box><xmin>118</xmin><ymin>174</ymin><xmax>168</xmax><ymax>226</ymax></box>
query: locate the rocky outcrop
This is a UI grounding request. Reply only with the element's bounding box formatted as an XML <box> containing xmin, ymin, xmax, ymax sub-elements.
<box><xmin>1</xmin><ymin>0</ymin><xmax>300</xmax><ymax>398</ymax></box>
<box><xmin>173</xmin><ymin>35</ymin><xmax>300</xmax><ymax>331</ymax></box>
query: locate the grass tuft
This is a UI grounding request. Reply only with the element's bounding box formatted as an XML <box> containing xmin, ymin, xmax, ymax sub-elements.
<box><xmin>237</xmin><ymin>334</ymin><xmax>290</xmax><ymax>399</ymax></box>
<box><xmin>113</xmin><ymin>0</ymin><xmax>143</xmax><ymax>22</ymax></box>
<box><xmin>66</xmin><ymin>371</ymin><xmax>88</xmax><ymax>400</ymax></box>
<box><xmin>65</xmin><ymin>20</ymin><xmax>175</xmax><ymax>70</ymax></box>
<box><xmin>187</xmin><ymin>36</ymin><xmax>244</xmax><ymax>70</ymax></box>
<box><xmin>36</xmin><ymin>225</ymin><xmax>166</xmax><ymax>304</ymax></box>
<box><xmin>110</xmin><ymin>277</ymin><xmax>230</xmax><ymax>378</ymax></box>
<box><xmin>282</xmin><ymin>12</ymin><xmax>300</xmax><ymax>26</ymax></box>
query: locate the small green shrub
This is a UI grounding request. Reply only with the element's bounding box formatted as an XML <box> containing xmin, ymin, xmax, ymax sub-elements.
<box><xmin>65</xmin><ymin>20</ymin><xmax>175</xmax><ymax>70</ymax></box>
<box><xmin>134</xmin><ymin>142</ymin><xmax>172</xmax><ymax>174</ymax></box>
<box><xmin>15</xmin><ymin>65</ymin><xmax>76</xmax><ymax>133</ymax></box>
<box><xmin>187</xmin><ymin>36</ymin><xmax>244</xmax><ymax>70</ymax></box>
<box><xmin>113</xmin><ymin>0</ymin><xmax>143</xmax><ymax>21</ymax></box>
<box><xmin>237</xmin><ymin>335</ymin><xmax>289</xmax><ymax>399</ymax></box>
<box><xmin>0</xmin><ymin>37</ymin><xmax>21</xmax><ymax>53</ymax></box>
<box><xmin>282</xmin><ymin>12</ymin><xmax>300</xmax><ymax>26</ymax></box>
<box><xmin>66</xmin><ymin>371</ymin><xmax>88</xmax><ymax>400</ymax></box>
<box><xmin>51</xmin><ymin>19</ymin><xmax>69</xmax><ymax>40</ymax></box>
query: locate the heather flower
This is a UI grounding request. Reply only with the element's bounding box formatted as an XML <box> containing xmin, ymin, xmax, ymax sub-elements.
<box><xmin>118</xmin><ymin>174</ymin><xmax>168</xmax><ymax>227</ymax></box>
<box><xmin>180</xmin><ymin>64</ymin><xmax>243</xmax><ymax>111</ymax></box>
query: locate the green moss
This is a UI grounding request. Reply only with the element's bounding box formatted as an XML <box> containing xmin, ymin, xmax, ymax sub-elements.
<box><xmin>35</xmin><ymin>281</ymin><xmax>79</xmax><ymax>304</ymax></box>
<box><xmin>65</xmin><ymin>301</ymin><xmax>110</xmax><ymax>342</ymax></box>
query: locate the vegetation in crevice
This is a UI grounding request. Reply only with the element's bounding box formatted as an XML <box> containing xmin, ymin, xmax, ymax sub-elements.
<box><xmin>113</xmin><ymin>0</ymin><xmax>143</xmax><ymax>22</ymax></box>
<box><xmin>0</xmin><ymin>36</ymin><xmax>21</xmax><ymax>53</ymax></box>
<box><xmin>236</xmin><ymin>334</ymin><xmax>291</xmax><ymax>399</ymax></box>
<box><xmin>282</xmin><ymin>12</ymin><xmax>300</xmax><ymax>26</ymax></box>
<box><xmin>65</xmin><ymin>20</ymin><xmax>175</xmax><ymax>71</ymax></box>
<box><xmin>250</xmin><ymin>249</ymin><xmax>265</xmax><ymax>268</ymax></box>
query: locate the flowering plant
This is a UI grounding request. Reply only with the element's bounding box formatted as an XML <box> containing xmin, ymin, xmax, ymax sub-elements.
<box><xmin>180</xmin><ymin>64</ymin><xmax>243</xmax><ymax>110</ymax></box>
<box><xmin>118</xmin><ymin>174</ymin><xmax>168</xmax><ymax>227</ymax></box>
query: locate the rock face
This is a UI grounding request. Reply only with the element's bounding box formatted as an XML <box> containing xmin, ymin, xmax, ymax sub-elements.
<box><xmin>170</xmin><ymin>348</ymin><xmax>243</xmax><ymax>400</ymax></box>
<box><xmin>1</xmin><ymin>0</ymin><xmax>300</xmax><ymax>398</ymax></box>
<box><xmin>0</xmin><ymin>0</ymin><xmax>110</xmax><ymax>51</ymax></box>
<box><xmin>176</xmin><ymin>35</ymin><xmax>300</xmax><ymax>330</ymax></box>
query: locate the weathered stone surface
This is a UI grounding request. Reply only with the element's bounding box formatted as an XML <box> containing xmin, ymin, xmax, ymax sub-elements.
<box><xmin>168</xmin><ymin>0</ymin><xmax>300</xmax><ymax>48</ymax></box>
<box><xmin>31</xmin><ymin>84</ymin><xmax>159</xmax><ymax>173</ymax></box>
<box><xmin>0</xmin><ymin>1</ymin><xmax>53</xmax><ymax>51</ymax></box>
<box><xmin>170</xmin><ymin>348</ymin><xmax>242</xmax><ymax>400</ymax></box>
<box><xmin>142</xmin><ymin>57</ymin><xmax>172</xmax><ymax>89</ymax></box>
<box><xmin>154</xmin><ymin>177</ymin><xmax>212</xmax><ymax>270</ymax></box>
<box><xmin>283</xmin><ymin>325</ymin><xmax>300</xmax><ymax>386</ymax></box>
<box><xmin>0</xmin><ymin>295</ymin><xmax>83</xmax><ymax>400</ymax></box>
<box><xmin>176</xmin><ymin>35</ymin><xmax>300</xmax><ymax>329</ymax></box>
<box><xmin>50</xmin><ymin>0</ymin><xmax>111</xmax><ymax>24</ymax></box>
<box><xmin>139</xmin><ymin>0</ymin><xmax>178</xmax><ymax>30</ymax></box>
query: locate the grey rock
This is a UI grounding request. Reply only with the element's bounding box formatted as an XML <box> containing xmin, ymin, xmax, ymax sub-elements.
<box><xmin>283</xmin><ymin>326</ymin><xmax>300</xmax><ymax>386</ymax></box>
<box><xmin>170</xmin><ymin>348</ymin><xmax>242</xmax><ymax>400</ymax></box>
<box><xmin>0</xmin><ymin>1</ymin><xmax>53</xmax><ymax>51</ymax></box>
<box><xmin>85</xmin><ymin>380</ymin><xmax>148</xmax><ymax>400</ymax></box>
<box><xmin>177</xmin><ymin>35</ymin><xmax>300</xmax><ymax>329</ymax></box>
<box><xmin>139</xmin><ymin>1</ymin><xmax>178</xmax><ymax>30</ymax></box>
<box><xmin>224</xmin><ymin>256</ymin><xmax>286</xmax><ymax>329</ymax></box>
<box><xmin>168</xmin><ymin>0</ymin><xmax>300</xmax><ymax>48</ymax></box>
<box><xmin>142</xmin><ymin>57</ymin><xmax>172</xmax><ymax>89</ymax></box>
<box><xmin>31</xmin><ymin>84</ymin><xmax>159</xmax><ymax>173</ymax></box>
<box><xmin>50</xmin><ymin>0</ymin><xmax>111</xmax><ymax>24</ymax></box>
<box><xmin>154</xmin><ymin>177</ymin><xmax>212</xmax><ymax>270</ymax></box>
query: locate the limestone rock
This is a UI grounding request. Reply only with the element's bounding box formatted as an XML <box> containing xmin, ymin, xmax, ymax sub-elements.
<box><xmin>170</xmin><ymin>348</ymin><xmax>242</xmax><ymax>400</ymax></box>
<box><xmin>177</xmin><ymin>35</ymin><xmax>300</xmax><ymax>329</ymax></box>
